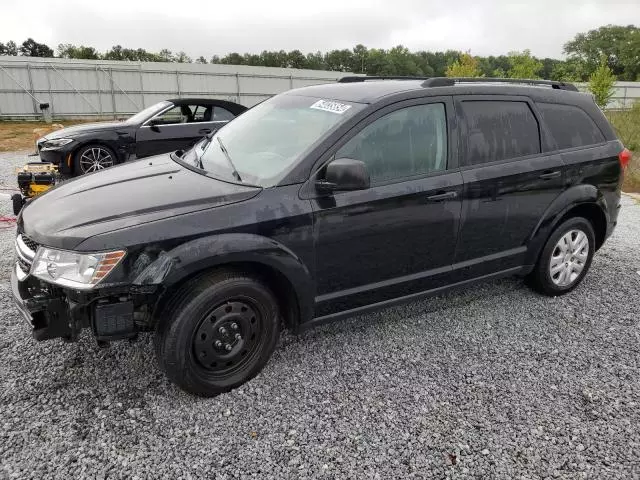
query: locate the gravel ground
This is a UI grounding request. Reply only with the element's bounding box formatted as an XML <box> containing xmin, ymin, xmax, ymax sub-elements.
<box><xmin>1</xmin><ymin>150</ymin><xmax>639</xmax><ymax>479</ymax></box>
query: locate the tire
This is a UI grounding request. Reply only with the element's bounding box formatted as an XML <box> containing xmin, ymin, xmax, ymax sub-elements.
<box><xmin>74</xmin><ymin>144</ymin><xmax>116</xmax><ymax>175</ymax></box>
<box><xmin>527</xmin><ymin>217</ymin><xmax>596</xmax><ymax>296</ymax></box>
<box><xmin>154</xmin><ymin>270</ymin><xmax>281</xmax><ymax>396</ymax></box>
<box><xmin>11</xmin><ymin>194</ymin><xmax>24</xmax><ymax>216</ymax></box>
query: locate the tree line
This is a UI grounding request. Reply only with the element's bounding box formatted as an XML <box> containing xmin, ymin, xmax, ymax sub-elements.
<box><xmin>0</xmin><ymin>25</ymin><xmax>638</xmax><ymax>82</ymax></box>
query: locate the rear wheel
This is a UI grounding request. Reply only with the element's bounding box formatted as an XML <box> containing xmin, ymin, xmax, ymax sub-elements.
<box><xmin>154</xmin><ymin>270</ymin><xmax>280</xmax><ymax>396</ymax></box>
<box><xmin>74</xmin><ymin>144</ymin><xmax>116</xmax><ymax>175</ymax></box>
<box><xmin>527</xmin><ymin>217</ymin><xmax>595</xmax><ymax>296</ymax></box>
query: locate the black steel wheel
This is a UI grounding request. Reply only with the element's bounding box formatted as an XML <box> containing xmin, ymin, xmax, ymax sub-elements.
<box><xmin>74</xmin><ymin>144</ymin><xmax>115</xmax><ymax>175</ymax></box>
<box><xmin>154</xmin><ymin>269</ymin><xmax>280</xmax><ymax>396</ymax></box>
<box><xmin>192</xmin><ymin>300</ymin><xmax>265</xmax><ymax>376</ymax></box>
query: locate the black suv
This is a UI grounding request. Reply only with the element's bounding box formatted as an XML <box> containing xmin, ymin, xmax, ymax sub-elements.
<box><xmin>12</xmin><ymin>77</ymin><xmax>630</xmax><ymax>396</ymax></box>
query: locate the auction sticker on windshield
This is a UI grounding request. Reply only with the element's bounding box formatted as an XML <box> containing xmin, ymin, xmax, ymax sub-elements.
<box><xmin>310</xmin><ymin>99</ymin><xmax>352</xmax><ymax>114</ymax></box>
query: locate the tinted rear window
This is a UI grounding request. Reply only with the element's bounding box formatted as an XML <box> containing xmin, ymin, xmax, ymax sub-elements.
<box><xmin>460</xmin><ymin>101</ymin><xmax>540</xmax><ymax>166</ymax></box>
<box><xmin>537</xmin><ymin>102</ymin><xmax>605</xmax><ymax>150</ymax></box>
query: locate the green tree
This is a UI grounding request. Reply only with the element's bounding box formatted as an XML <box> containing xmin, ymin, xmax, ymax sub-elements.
<box><xmin>324</xmin><ymin>49</ymin><xmax>354</xmax><ymax>71</ymax></box>
<box><xmin>564</xmin><ymin>24</ymin><xmax>640</xmax><ymax>80</ymax></box>
<box><xmin>445</xmin><ymin>51</ymin><xmax>481</xmax><ymax>77</ymax></box>
<box><xmin>588</xmin><ymin>58</ymin><xmax>617</xmax><ymax>109</ymax></box>
<box><xmin>173</xmin><ymin>51</ymin><xmax>192</xmax><ymax>63</ymax></box>
<box><xmin>550</xmin><ymin>58</ymin><xmax>588</xmax><ymax>82</ymax></box>
<box><xmin>287</xmin><ymin>50</ymin><xmax>307</xmax><ymax>69</ymax></box>
<box><xmin>159</xmin><ymin>49</ymin><xmax>173</xmax><ymax>62</ymax></box>
<box><xmin>387</xmin><ymin>45</ymin><xmax>423</xmax><ymax>76</ymax></box>
<box><xmin>195</xmin><ymin>56</ymin><xmax>208</xmax><ymax>64</ymax></box>
<box><xmin>305</xmin><ymin>51</ymin><xmax>326</xmax><ymax>70</ymax></box>
<box><xmin>19</xmin><ymin>38</ymin><xmax>53</xmax><ymax>57</ymax></box>
<box><xmin>57</xmin><ymin>44</ymin><xmax>100</xmax><ymax>59</ymax></box>
<box><xmin>507</xmin><ymin>49</ymin><xmax>542</xmax><ymax>79</ymax></box>
<box><xmin>0</xmin><ymin>41</ymin><xmax>18</xmax><ymax>55</ymax></box>
<box><xmin>352</xmin><ymin>44</ymin><xmax>368</xmax><ymax>73</ymax></box>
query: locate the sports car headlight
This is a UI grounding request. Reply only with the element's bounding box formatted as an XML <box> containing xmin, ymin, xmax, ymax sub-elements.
<box><xmin>41</xmin><ymin>138</ymin><xmax>74</xmax><ymax>150</ymax></box>
<box><xmin>31</xmin><ymin>247</ymin><xmax>125</xmax><ymax>289</ymax></box>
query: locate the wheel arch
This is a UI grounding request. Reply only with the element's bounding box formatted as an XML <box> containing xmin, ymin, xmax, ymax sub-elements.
<box><xmin>137</xmin><ymin>233</ymin><xmax>315</xmax><ymax>331</ymax></box>
<box><xmin>71</xmin><ymin>140</ymin><xmax>124</xmax><ymax>173</ymax></box>
<box><xmin>526</xmin><ymin>184</ymin><xmax>609</xmax><ymax>265</ymax></box>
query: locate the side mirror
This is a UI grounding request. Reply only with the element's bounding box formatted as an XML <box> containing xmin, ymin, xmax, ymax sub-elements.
<box><xmin>148</xmin><ymin>118</ymin><xmax>161</xmax><ymax>131</ymax></box>
<box><xmin>316</xmin><ymin>158</ymin><xmax>370</xmax><ymax>193</ymax></box>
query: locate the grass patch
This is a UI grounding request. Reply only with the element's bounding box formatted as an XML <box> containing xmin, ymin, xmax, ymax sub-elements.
<box><xmin>0</xmin><ymin>121</ymin><xmax>87</xmax><ymax>153</ymax></box>
<box><xmin>608</xmin><ymin>104</ymin><xmax>640</xmax><ymax>193</ymax></box>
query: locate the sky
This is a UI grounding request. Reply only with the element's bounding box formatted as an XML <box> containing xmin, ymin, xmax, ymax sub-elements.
<box><xmin>1</xmin><ymin>0</ymin><xmax>639</xmax><ymax>59</ymax></box>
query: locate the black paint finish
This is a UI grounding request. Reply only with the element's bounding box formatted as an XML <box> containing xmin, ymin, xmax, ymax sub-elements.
<box><xmin>15</xmin><ymin>79</ymin><xmax>624</xmax><ymax>341</ymax></box>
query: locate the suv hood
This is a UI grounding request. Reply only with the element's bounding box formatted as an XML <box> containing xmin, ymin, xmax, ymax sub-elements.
<box><xmin>20</xmin><ymin>155</ymin><xmax>261</xmax><ymax>250</ymax></box>
<box><xmin>42</xmin><ymin>121</ymin><xmax>128</xmax><ymax>140</ymax></box>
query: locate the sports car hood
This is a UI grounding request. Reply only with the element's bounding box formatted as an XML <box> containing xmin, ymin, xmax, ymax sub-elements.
<box><xmin>42</xmin><ymin>121</ymin><xmax>128</xmax><ymax>139</ymax></box>
<box><xmin>20</xmin><ymin>155</ymin><xmax>261</xmax><ymax>250</ymax></box>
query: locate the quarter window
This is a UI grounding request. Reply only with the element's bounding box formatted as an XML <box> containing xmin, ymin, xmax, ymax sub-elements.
<box><xmin>213</xmin><ymin>107</ymin><xmax>235</xmax><ymax>121</ymax></box>
<box><xmin>460</xmin><ymin>101</ymin><xmax>540</xmax><ymax>166</ymax></box>
<box><xmin>336</xmin><ymin>103</ymin><xmax>447</xmax><ymax>184</ymax></box>
<box><xmin>537</xmin><ymin>102</ymin><xmax>605</xmax><ymax>150</ymax></box>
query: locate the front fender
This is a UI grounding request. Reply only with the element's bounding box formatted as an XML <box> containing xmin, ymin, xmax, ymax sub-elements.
<box><xmin>525</xmin><ymin>184</ymin><xmax>608</xmax><ymax>265</ymax></box>
<box><xmin>133</xmin><ymin>233</ymin><xmax>315</xmax><ymax>324</ymax></box>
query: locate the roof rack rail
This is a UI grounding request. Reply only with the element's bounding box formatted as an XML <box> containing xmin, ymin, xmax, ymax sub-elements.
<box><xmin>338</xmin><ymin>76</ymin><xmax>432</xmax><ymax>83</ymax></box>
<box><xmin>421</xmin><ymin>77</ymin><xmax>579</xmax><ymax>92</ymax></box>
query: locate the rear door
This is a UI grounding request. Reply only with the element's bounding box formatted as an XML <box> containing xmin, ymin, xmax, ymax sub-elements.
<box><xmin>452</xmin><ymin>95</ymin><xmax>566</xmax><ymax>280</ymax></box>
<box><xmin>310</xmin><ymin>97</ymin><xmax>464</xmax><ymax>318</ymax></box>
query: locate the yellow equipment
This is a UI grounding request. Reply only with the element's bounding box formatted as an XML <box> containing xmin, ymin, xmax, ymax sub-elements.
<box><xmin>12</xmin><ymin>162</ymin><xmax>58</xmax><ymax>215</ymax></box>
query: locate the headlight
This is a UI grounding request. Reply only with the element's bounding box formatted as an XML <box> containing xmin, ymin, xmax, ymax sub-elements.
<box><xmin>31</xmin><ymin>247</ymin><xmax>125</xmax><ymax>289</ymax></box>
<box><xmin>41</xmin><ymin>138</ymin><xmax>74</xmax><ymax>150</ymax></box>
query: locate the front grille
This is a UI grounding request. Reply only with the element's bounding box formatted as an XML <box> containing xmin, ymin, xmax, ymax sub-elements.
<box><xmin>15</xmin><ymin>234</ymin><xmax>37</xmax><ymax>279</ymax></box>
<box><xmin>17</xmin><ymin>256</ymin><xmax>30</xmax><ymax>275</ymax></box>
<box><xmin>21</xmin><ymin>235</ymin><xmax>39</xmax><ymax>252</ymax></box>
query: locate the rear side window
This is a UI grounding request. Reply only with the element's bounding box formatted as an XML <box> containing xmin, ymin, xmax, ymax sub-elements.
<box><xmin>460</xmin><ymin>101</ymin><xmax>540</xmax><ymax>166</ymax></box>
<box><xmin>213</xmin><ymin>107</ymin><xmax>235</xmax><ymax>121</ymax></box>
<box><xmin>537</xmin><ymin>102</ymin><xmax>605</xmax><ymax>150</ymax></box>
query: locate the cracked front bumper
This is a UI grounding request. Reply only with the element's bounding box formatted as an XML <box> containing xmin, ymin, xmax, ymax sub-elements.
<box><xmin>11</xmin><ymin>263</ymin><xmax>74</xmax><ymax>341</ymax></box>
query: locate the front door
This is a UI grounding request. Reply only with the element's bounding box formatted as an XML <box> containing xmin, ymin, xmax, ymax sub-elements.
<box><xmin>452</xmin><ymin>96</ymin><xmax>566</xmax><ymax>280</ymax></box>
<box><xmin>310</xmin><ymin>97</ymin><xmax>463</xmax><ymax>318</ymax></box>
<box><xmin>136</xmin><ymin>103</ymin><xmax>216</xmax><ymax>158</ymax></box>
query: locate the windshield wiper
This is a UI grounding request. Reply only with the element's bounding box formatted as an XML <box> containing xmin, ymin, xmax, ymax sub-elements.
<box><xmin>216</xmin><ymin>136</ymin><xmax>242</xmax><ymax>182</ymax></box>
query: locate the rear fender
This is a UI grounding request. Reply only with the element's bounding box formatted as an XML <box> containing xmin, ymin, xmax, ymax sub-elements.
<box><xmin>525</xmin><ymin>184</ymin><xmax>608</xmax><ymax>265</ymax></box>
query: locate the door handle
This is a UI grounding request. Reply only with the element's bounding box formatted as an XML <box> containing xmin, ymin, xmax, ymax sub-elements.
<box><xmin>426</xmin><ymin>191</ymin><xmax>457</xmax><ymax>202</ymax></box>
<box><xmin>199</xmin><ymin>128</ymin><xmax>212</xmax><ymax>135</ymax></box>
<box><xmin>539</xmin><ymin>171</ymin><xmax>561</xmax><ymax>180</ymax></box>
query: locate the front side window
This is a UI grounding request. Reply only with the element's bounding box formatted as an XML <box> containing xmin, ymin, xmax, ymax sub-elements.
<box><xmin>336</xmin><ymin>103</ymin><xmax>448</xmax><ymax>184</ymax></box>
<box><xmin>460</xmin><ymin>100</ymin><xmax>540</xmax><ymax>166</ymax></box>
<box><xmin>188</xmin><ymin>95</ymin><xmax>365</xmax><ymax>187</ymax></box>
<box><xmin>537</xmin><ymin>102</ymin><xmax>605</xmax><ymax>150</ymax></box>
<box><xmin>152</xmin><ymin>104</ymin><xmax>200</xmax><ymax>125</ymax></box>
<box><xmin>126</xmin><ymin>101</ymin><xmax>171</xmax><ymax>124</ymax></box>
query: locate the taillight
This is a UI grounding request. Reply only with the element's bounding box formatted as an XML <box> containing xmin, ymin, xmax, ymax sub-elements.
<box><xmin>619</xmin><ymin>148</ymin><xmax>632</xmax><ymax>169</ymax></box>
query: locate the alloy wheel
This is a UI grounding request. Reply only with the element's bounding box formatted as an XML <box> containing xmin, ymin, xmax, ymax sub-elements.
<box><xmin>79</xmin><ymin>147</ymin><xmax>114</xmax><ymax>173</ymax></box>
<box><xmin>549</xmin><ymin>229</ymin><xmax>590</xmax><ymax>287</ymax></box>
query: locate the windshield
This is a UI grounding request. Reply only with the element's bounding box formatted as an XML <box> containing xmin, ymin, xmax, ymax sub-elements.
<box><xmin>184</xmin><ymin>94</ymin><xmax>364</xmax><ymax>187</ymax></box>
<box><xmin>126</xmin><ymin>101</ymin><xmax>171</xmax><ymax>124</ymax></box>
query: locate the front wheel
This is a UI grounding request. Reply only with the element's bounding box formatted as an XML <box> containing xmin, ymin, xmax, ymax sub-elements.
<box><xmin>527</xmin><ymin>217</ymin><xmax>595</xmax><ymax>296</ymax></box>
<box><xmin>154</xmin><ymin>270</ymin><xmax>281</xmax><ymax>396</ymax></box>
<box><xmin>74</xmin><ymin>144</ymin><xmax>116</xmax><ymax>175</ymax></box>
